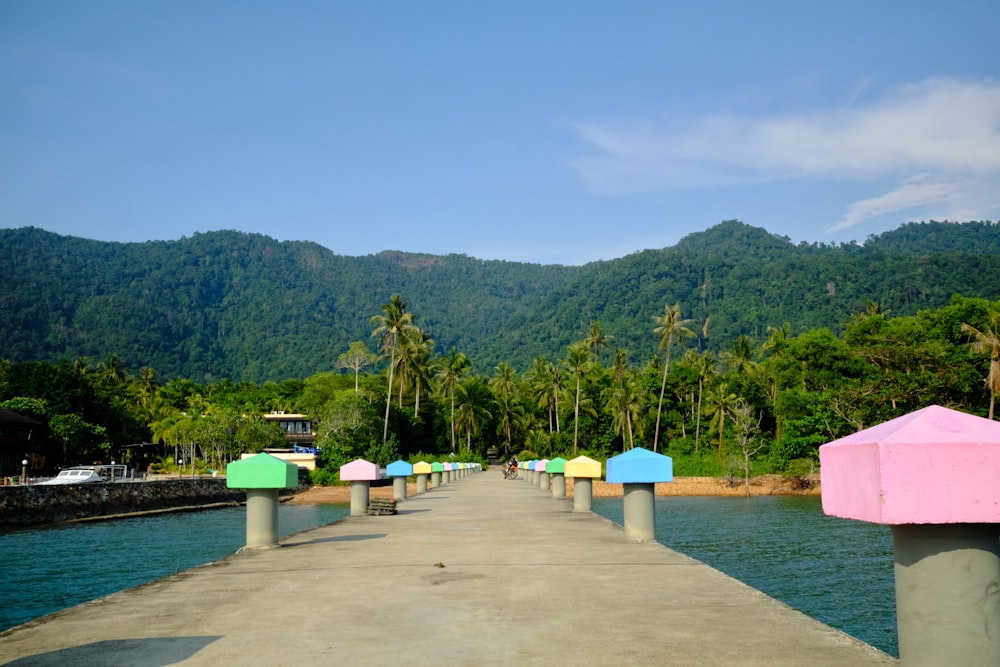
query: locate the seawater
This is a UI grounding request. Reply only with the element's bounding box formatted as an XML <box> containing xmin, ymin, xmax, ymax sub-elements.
<box><xmin>0</xmin><ymin>503</ymin><xmax>350</xmax><ymax>633</ymax></box>
<box><xmin>592</xmin><ymin>495</ymin><xmax>898</xmax><ymax>658</ymax></box>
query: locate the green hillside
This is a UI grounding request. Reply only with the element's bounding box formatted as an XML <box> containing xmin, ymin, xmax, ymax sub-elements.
<box><xmin>2</xmin><ymin>220</ymin><xmax>999</xmax><ymax>381</ymax></box>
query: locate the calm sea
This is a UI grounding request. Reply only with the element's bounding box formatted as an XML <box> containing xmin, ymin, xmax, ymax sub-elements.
<box><xmin>592</xmin><ymin>495</ymin><xmax>897</xmax><ymax>657</ymax></box>
<box><xmin>0</xmin><ymin>504</ymin><xmax>350</xmax><ymax>634</ymax></box>
<box><xmin>0</xmin><ymin>496</ymin><xmax>896</xmax><ymax>657</ymax></box>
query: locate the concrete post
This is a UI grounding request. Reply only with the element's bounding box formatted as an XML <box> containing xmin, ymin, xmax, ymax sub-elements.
<box><xmin>573</xmin><ymin>477</ymin><xmax>593</xmax><ymax>511</ymax></box>
<box><xmin>547</xmin><ymin>457</ymin><xmax>567</xmax><ymax>499</ymax></box>
<box><xmin>622</xmin><ymin>483</ymin><xmax>656</xmax><ymax>542</ymax></box>
<box><xmin>537</xmin><ymin>460</ymin><xmax>549</xmax><ymax>491</ymax></box>
<box><xmin>606</xmin><ymin>448</ymin><xmax>672</xmax><ymax>543</ymax></box>
<box><xmin>340</xmin><ymin>458</ymin><xmax>380</xmax><ymax>517</ymax></box>
<box><xmin>820</xmin><ymin>405</ymin><xmax>1000</xmax><ymax>666</ymax></box>
<box><xmin>350</xmin><ymin>481</ymin><xmax>370</xmax><ymax>516</ymax></box>
<box><xmin>565</xmin><ymin>456</ymin><xmax>602</xmax><ymax>512</ymax></box>
<box><xmin>413</xmin><ymin>461</ymin><xmax>431</xmax><ymax>493</ymax></box>
<box><xmin>227</xmin><ymin>452</ymin><xmax>299</xmax><ymax>550</ymax></box>
<box><xmin>387</xmin><ymin>460</ymin><xmax>413</xmax><ymax>502</ymax></box>
<box><xmin>245</xmin><ymin>488</ymin><xmax>280</xmax><ymax>548</ymax></box>
<box><xmin>551</xmin><ymin>474</ymin><xmax>566</xmax><ymax>498</ymax></box>
<box><xmin>892</xmin><ymin>523</ymin><xmax>1000</xmax><ymax>665</ymax></box>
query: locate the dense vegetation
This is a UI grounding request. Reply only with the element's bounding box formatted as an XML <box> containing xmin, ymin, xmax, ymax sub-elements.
<box><xmin>2</xmin><ymin>219</ymin><xmax>999</xmax><ymax>483</ymax></box>
<box><xmin>2</xmin><ymin>294</ymin><xmax>999</xmax><ymax>482</ymax></box>
<box><xmin>3</xmin><ymin>220</ymin><xmax>1000</xmax><ymax>381</ymax></box>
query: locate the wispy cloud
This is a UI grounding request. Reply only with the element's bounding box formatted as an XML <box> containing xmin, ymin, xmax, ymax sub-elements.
<box><xmin>828</xmin><ymin>174</ymin><xmax>965</xmax><ymax>232</ymax></box>
<box><xmin>569</xmin><ymin>77</ymin><xmax>1000</xmax><ymax>231</ymax></box>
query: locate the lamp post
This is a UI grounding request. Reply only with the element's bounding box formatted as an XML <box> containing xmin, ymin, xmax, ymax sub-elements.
<box><xmin>21</xmin><ymin>459</ymin><xmax>28</xmax><ymax>485</ymax></box>
<box><xmin>177</xmin><ymin>458</ymin><xmax>183</xmax><ymax>479</ymax></box>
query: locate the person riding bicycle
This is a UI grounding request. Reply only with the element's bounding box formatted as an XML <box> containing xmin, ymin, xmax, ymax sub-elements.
<box><xmin>504</xmin><ymin>455</ymin><xmax>519</xmax><ymax>478</ymax></box>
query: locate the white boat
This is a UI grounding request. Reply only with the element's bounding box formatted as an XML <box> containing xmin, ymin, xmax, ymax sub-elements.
<box><xmin>37</xmin><ymin>465</ymin><xmax>129</xmax><ymax>485</ymax></box>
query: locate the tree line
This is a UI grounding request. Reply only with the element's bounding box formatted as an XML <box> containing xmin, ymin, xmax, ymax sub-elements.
<box><xmin>3</xmin><ymin>294</ymin><xmax>998</xmax><ymax>483</ymax></box>
<box><xmin>3</xmin><ymin>220</ymin><xmax>1000</xmax><ymax>382</ymax></box>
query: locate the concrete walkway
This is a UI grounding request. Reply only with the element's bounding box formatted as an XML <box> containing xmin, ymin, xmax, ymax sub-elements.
<box><xmin>0</xmin><ymin>470</ymin><xmax>895</xmax><ymax>666</ymax></box>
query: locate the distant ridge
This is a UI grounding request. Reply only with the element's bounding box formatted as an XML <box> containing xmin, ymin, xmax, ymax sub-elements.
<box><xmin>2</xmin><ymin>220</ymin><xmax>998</xmax><ymax>381</ymax></box>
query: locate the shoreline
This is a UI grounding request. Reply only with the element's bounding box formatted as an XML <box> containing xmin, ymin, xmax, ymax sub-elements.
<box><xmin>287</xmin><ymin>474</ymin><xmax>821</xmax><ymax>504</ymax></box>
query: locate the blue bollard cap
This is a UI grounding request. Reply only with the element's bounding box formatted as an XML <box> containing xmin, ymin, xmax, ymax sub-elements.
<box><xmin>386</xmin><ymin>459</ymin><xmax>413</xmax><ymax>477</ymax></box>
<box><xmin>605</xmin><ymin>447</ymin><xmax>673</xmax><ymax>484</ymax></box>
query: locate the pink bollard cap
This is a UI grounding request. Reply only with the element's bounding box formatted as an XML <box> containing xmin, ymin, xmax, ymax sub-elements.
<box><xmin>339</xmin><ymin>458</ymin><xmax>380</xmax><ymax>482</ymax></box>
<box><xmin>820</xmin><ymin>405</ymin><xmax>1000</xmax><ymax>524</ymax></box>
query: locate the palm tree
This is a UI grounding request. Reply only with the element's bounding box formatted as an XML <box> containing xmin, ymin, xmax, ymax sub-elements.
<box><xmin>149</xmin><ymin>409</ymin><xmax>187</xmax><ymax>473</ymax></box>
<box><xmin>100</xmin><ymin>353</ymin><xmax>128</xmax><ymax>387</ymax></box>
<box><xmin>370</xmin><ymin>295</ymin><xmax>415</xmax><ymax>443</ymax></box>
<box><xmin>564</xmin><ymin>342</ymin><xmax>591</xmax><ymax>455</ymax></box>
<box><xmin>652</xmin><ymin>303</ymin><xmax>695</xmax><ymax>452</ymax></box>
<box><xmin>434</xmin><ymin>348</ymin><xmax>470</xmax><ymax>453</ymax></box>
<box><xmin>493</xmin><ymin>393</ymin><xmax>525</xmax><ymax>456</ymax></box>
<box><xmin>525</xmin><ymin>428</ymin><xmax>550</xmax><ymax>458</ymax></box>
<box><xmin>454</xmin><ymin>378</ymin><xmax>493</xmax><ymax>453</ymax></box>
<box><xmin>763</xmin><ymin>323</ymin><xmax>790</xmax><ymax>407</ymax></box>
<box><xmin>392</xmin><ymin>328</ymin><xmax>415</xmax><ymax>409</ymax></box>
<box><xmin>603</xmin><ymin>350</ymin><xmax>641</xmax><ymax>450</ymax></box>
<box><xmin>962</xmin><ymin>311</ymin><xmax>1000</xmax><ymax>420</ymax></box>
<box><xmin>138</xmin><ymin>367</ymin><xmax>160</xmax><ymax>397</ymax></box>
<box><xmin>406</xmin><ymin>329</ymin><xmax>435</xmax><ymax>417</ymax></box>
<box><xmin>135</xmin><ymin>392</ymin><xmax>172</xmax><ymax>437</ymax></box>
<box><xmin>73</xmin><ymin>356</ymin><xmax>91</xmax><ymax>375</ymax></box>
<box><xmin>583</xmin><ymin>321</ymin><xmax>614</xmax><ymax>362</ymax></box>
<box><xmin>694</xmin><ymin>350</ymin><xmax>716</xmax><ymax>454</ymax></box>
<box><xmin>529</xmin><ymin>358</ymin><xmax>564</xmax><ymax>434</ymax></box>
<box><xmin>490</xmin><ymin>362</ymin><xmax>520</xmax><ymax>454</ymax></box>
<box><xmin>705</xmin><ymin>381</ymin><xmax>738</xmax><ymax>461</ymax></box>
<box><xmin>490</xmin><ymin>362</ymin><xmax>518</xmax><ymax>400</ymax></box>
<box><xmin>724</xmin><ymin>335</ymin><xmax>759</xmax><ymax>376</ymax></box>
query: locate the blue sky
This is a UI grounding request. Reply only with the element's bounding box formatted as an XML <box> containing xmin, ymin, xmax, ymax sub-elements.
<box><xmin>2</xmin><ymin>1</ymin><xmax>998</xmax><ymax>265</ymax></box>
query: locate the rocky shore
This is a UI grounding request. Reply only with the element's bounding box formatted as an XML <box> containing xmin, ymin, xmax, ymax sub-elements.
<box><xmin>0</xmin><ymin>479</ymin><xmax>247</xmax><ymax>528</ymax></box>
<box><xmin>287</xmin><ymin>474</ymin><xmax>820</xmax><ymax>504</ymax></box>
<box><xmin>0</xmin><ymin>474</ymin><xmax>819</xmax><ymax>527</ymax></box>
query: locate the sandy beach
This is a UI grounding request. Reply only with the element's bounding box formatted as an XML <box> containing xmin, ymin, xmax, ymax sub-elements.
<box><xmin>287</xmin><ymin>474</ymin><xmax>820</xmax><ymax>504</ymax></box>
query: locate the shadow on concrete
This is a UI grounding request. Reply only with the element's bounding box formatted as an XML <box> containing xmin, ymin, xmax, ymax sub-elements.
<box><xmin>4</xmin><ymin>635</ymin><xmax>222</xmax><ymax>666</ymax></box>
<box><xmin>287</xmin><ymin>533</ymin><xmax>387</xmax><ymax>547</ymax></box>
<box><xmin>396</xmin><ymin>509</ymin><xmax>431</xmax><ymax>515</ymax></box>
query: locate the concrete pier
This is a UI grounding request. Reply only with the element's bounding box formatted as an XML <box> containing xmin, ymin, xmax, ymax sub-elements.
<box><xmin>0</xmin><ymin>469</ymin><xmax>894</xmax><ymax>666</ymax></box>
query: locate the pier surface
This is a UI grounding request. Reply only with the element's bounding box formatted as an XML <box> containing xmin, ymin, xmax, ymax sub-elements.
<box><xmin>0</xmin><ymin>470</ymin><xmax>894</xmax><ymax>666</ymax></box>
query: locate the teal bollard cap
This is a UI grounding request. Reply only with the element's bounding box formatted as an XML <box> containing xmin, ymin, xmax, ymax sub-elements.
<box><xmin>226</xmin><ymin>452</ymin><xmax>299</xmax><ymax>489</ymax></box>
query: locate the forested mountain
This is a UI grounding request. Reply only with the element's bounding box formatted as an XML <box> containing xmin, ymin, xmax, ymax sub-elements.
<box><xmin>3</xmin><ymin>220</ymin><xmax>999</xmax><ymax>381</ymax></box>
